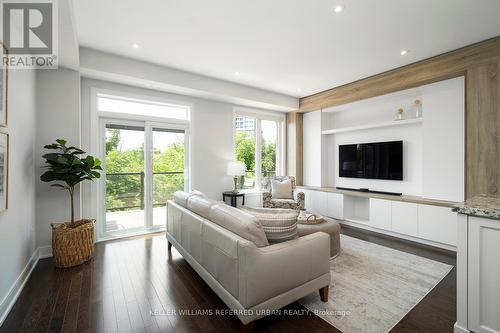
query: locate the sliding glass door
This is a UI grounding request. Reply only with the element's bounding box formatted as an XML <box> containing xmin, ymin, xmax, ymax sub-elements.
<box><xmin>151</xmin><ymin>127</ymin><xmax>186</xmax><ymax>226</ymax></box>
<box><xmin>100</xmin><ymin>119</ymin><xmax>188</xmax><ymax>237</ymax></box>
<box><xmin>104</xmin><ymin>123</ymin><xmax>146</xmax><ymax>232</ymax></box>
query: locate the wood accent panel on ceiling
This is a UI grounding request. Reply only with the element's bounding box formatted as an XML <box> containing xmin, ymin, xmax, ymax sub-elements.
<box><xmin>297</xmin><ymin>36</ymin><xmax>500</xmax><ymax>198</ymax></box>
<box><xmin>286</xmin><ymin>112</ymin><xmax>303</xmax><ymax>185</ymax></box>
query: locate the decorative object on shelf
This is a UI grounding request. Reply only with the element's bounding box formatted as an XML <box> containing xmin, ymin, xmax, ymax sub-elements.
<box><xmin>226</xmin><ymin>161</ymin><xmax>245</xmax><ymax>192</ymax></box>
<box><xmin>40</xmin><ymin>139</ymin><xmax>102</xmax><ymax>268</ymax></box>
<box><xmin>414</xmin><ymin>99</ymin><xmax>423</xmax><ymax>118</ymax></box>
<box><xmin>395</xmin><ymin>108</ymin><xmax>405</xmax><ymax>121</ymax></box>
<box><xmin>0</xmin><ymin>42</ymin><xmax>8</xmax><ymax>127</ymax></box>
<box><xmin>0</xmin><ymin>132</ymin><xmax>8</xmax><ymax>212</ymax></box>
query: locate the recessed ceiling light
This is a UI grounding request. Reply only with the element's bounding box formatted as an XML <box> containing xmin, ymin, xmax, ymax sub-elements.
<box><xmin>400</xmin><ymin>49</ymin><xmax>408</xmax><ymax>56</ymax></box>
<box><xmin>333</xmin><ymin>4</ymin><xmax>344</xmax><ymax>13</ymax></box>
<box><xmin>132</xmin><ymin>43</ymin><xmax>139</xmax><ymax>49</ymax></box>
<box><xmin>234</xmin><ymin>71</ymin><xmax>240</xmax><ymax>76</ymax></box>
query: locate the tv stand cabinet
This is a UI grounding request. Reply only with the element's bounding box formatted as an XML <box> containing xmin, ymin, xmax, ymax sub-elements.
<box><xmin>298</xmin><ymin>186</ymin><xmax>458</xmax><ymax>250</ymax></box>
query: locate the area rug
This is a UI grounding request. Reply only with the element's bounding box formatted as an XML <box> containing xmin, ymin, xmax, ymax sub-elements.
<box><xmin>298</xmin><ymin>235</ymin><xmax>453</xmax><ymax>333</ymax></box>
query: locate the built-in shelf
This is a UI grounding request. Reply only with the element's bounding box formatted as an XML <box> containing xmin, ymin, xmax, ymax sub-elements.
<box><xmin>321</xmin><ymin>118</ymin><xmax>423</xmax><ymax>135</ymax></box>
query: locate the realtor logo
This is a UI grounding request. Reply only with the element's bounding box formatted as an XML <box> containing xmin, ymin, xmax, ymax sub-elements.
<box><xmin>1</xmin><ymin>0</ymin><xmax>58</xmax><ymax>69</ymax></box>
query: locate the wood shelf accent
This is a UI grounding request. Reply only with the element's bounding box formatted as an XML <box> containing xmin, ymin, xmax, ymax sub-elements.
<box><xmin>322</xmin><ymin>118</ymin><xmax>422</xmax><ymax>135</ymax></box>
<box><xmin>298</xmin><ymin>185</ymin><xmax>458</xmax><ymax>208</ymax></box>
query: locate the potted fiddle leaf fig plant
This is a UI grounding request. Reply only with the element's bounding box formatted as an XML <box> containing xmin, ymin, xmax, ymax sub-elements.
<box><xmin>40</xmin><ymin>139</ymin><xmax>102</xmax><ymax>268</ymax></box>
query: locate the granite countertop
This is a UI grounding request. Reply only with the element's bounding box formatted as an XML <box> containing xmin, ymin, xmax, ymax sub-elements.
<box><xmin>452</xmin><ymin>195</ymin><xmax>500</xmax><ymax>220</ymax></box>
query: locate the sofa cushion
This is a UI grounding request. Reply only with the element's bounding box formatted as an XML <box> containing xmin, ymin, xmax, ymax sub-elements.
<box><xmin>242</xmin><ymin>207</ymin><xmax>299</xmax><ymax>244</ymax></box>
<box><xmin>208</xmin><ymin>204</ymin><xmax>269</xmax><ymax>247</ymax></box>
<box><xmin>271</xmin><ymin>179</ymin><xmax>293</xmax><ymax>199</ymax></box>
<box><xmin>187</xmin><ymin>195</ymin><xmax>217</xmax><ymax>220</ymax></box>
<box><xmin>173</xmin><ymin>191</ymin><xmax>193</xmax><ymax>207</ymax></box>
<box><xmin>173</xmin><ymin>190</ymin><xmax>208</xmax><ymax>208</ymax></box>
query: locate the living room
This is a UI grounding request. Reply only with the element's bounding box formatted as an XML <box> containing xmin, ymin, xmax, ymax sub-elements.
<box><xmin>0</xmin><ymin>1</ymin><xmax>499</xmax><ymax>333</ymax></box>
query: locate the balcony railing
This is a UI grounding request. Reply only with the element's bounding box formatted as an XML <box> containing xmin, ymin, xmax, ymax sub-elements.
<box><xmin>238</xmin><ymin>170</ymin><xmax>276</xmax><ymax>189</ymax></box>
<box><xmin>106</xmin><ymin>171</ymin><xmax>183</xmax><ymax>212</ymax></box>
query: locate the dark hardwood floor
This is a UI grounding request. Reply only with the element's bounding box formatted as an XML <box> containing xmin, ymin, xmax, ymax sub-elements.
<box><xmin>0</xmin><ymin>226</ymin><xmax>456</xmax><ymax>333</ymax></box>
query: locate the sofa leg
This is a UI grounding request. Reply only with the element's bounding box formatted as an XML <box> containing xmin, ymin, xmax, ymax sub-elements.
<box><xmin>167</xmin><ymin>241</ymin><xmax>172</xmax><ymax>252</ymax></box>
<box><xmin>240</xmin><ymin>321</ymin><xmax>254</xmax><ymax>333</ymax></box>
<box><xmin>319</xmin><ymin>286</ymin><xmax>329</xmax><ymax>302</ymax></box>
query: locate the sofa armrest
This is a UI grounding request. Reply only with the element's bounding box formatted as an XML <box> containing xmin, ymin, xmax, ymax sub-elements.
<box><xmin>237</xmin><ymin>232</ymin><xmax>330</xmax><ymax>308</ymax></box>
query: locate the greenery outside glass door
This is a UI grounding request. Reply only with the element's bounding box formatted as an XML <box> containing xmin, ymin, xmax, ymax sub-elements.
<box><xmin>102</xmin><ymin>120</ymin><xmax>188</xmax><ymax>236</ymax></box>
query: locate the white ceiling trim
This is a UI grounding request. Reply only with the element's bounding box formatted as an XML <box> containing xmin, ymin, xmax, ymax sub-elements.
<box><xmin>79</xmin><ymin>48</ymin><xmax>298</xmax><ymax>112</ymax></box>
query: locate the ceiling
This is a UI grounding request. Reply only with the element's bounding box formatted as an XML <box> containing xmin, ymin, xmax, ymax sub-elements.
<box><xmin>74</xmin><ymin>0</ymin><xmax>500</xmax><ymax>98</ymax></box>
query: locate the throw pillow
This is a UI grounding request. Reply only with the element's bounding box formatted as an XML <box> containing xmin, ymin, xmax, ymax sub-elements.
<box><xmin>271</xmin><ymin>179</ymin><xmax>293</xmax><ymax>199</ymax></box>
<box><xmin>242</xmin><ymin>207</ymin><xmax>298</xmax><ymax>244</ymax></box>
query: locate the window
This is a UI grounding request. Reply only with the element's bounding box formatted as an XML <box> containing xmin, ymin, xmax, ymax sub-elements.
<box><xmin>234</xmin><ymin>111</ymin><xmax>284</xmax><ymax>190</ymax></box>
<box><xmin>97</xmin><ymin>93</ymin><xmax>190</xmax><ymax>120</ymax></box>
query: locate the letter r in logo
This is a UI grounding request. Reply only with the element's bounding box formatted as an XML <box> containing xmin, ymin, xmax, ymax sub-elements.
<box><xmin>2</xmin><ymin>2</ymin><xmax>53</xmax><ymax>54</ymax></box>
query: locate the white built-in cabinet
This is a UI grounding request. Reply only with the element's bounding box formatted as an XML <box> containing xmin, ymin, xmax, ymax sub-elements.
<box><xmin>418</xmin><ymin>204</ymin><xmax>457</xmax><ymax>246</ymax></box>
<box><xmin>391</xmin><ymin>201</ymin><xmax>419</xmax><ymax>237</ymax></box>
<box><xmin>304</xmin><ymin>190</ymin><xmax>327</xmax><ymax>216</ymax></box>
<box><xmin>300</xmin><ymin>189</ymin><xmax>457</xmax><ymax>248</ymax></box>
<box><xmin>326</xmin><ymin>193</ymin><xmax>343</xmax><ymax>220</ymax></box>
<box><xmin>456</xmin><ymin>214</ymin><xmax>500</xmax><ymax>333</ymax></box>
<box><xmin>369</xmin><ymin>199</ymin><xmax>392</xmax><ymax>230</ymax></box>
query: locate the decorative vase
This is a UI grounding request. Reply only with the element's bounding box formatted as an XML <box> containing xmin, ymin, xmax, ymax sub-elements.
<box><xmin>414</xmin><ymin>99</ymin><xmax>423</xmax><ymax>118</ymax></box>
<box><xmin>395</xmin><ymin>108</ymin><xmax>405</xmax><ymax>121</ymax></box>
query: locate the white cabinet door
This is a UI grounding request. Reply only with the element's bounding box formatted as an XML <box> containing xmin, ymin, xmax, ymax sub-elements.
<box><xmin>304</xmin><ymin>190</ymin><xmax>327</xmax><ymax>215</ymax></box>
<box><xmin>391</xmin><ymin>201</ymin><xmax>418</xmax><ymax>237</ymax></box>
<box><xmin>468</xmin><ymin>216</ymin><xmax>500</xmax><ymax>333</ymax></box>
<box><xmin>369</xmin><ymin>198</ymin><xmax>392</xmax><ymax>230</ymax></box>
<box><xmin>417</xmin><ymin>204</ymin><xmax>457</xmax><ymax>246</ymax></box>
<box><xmin>326</xmin><ymin>193</ymin><xmax>343</xmax><ymax>219</ymax></box>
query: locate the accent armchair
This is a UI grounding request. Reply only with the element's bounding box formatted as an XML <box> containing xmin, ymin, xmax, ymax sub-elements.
<box><xmin>262</xmin><ymin>176</ymin><xmax>305</xmax><ymax>210</ymax></box>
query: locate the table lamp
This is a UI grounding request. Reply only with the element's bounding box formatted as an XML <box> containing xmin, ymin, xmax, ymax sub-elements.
<box><xmin>227</xmin><ymin>161</ymin><xmax>246</xmax><ymax>192</ymax></box>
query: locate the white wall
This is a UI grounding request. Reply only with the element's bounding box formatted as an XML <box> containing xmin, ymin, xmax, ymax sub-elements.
<box><xmin>421</xmin><ymin>77</ymin><xmax>465</xmax><ymax>202</ymax></box>
<box><xmin>303</xmin><ymin>110</ymin><xmax>323</xmax><ymax>186</ymax></box>
<box><xmin>327</xmin><ymin>124</ymin><xmax>423</xmax><ymax>195</ymax></box>
<box><xmin>0</xmin><ymin>69</ymin><xmax>37</xmax><ymax>323</ymax></box>
<box><xmin>35</xmin><ymin>69</ymin><xmax>81</xmax><ymax>249</ymax></box>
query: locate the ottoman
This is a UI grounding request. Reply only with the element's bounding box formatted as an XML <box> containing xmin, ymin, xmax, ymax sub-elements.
<box><xmin>297</xmin><ymin>216</ymin><xmax>341</xmax><ymax>258</ymax></box>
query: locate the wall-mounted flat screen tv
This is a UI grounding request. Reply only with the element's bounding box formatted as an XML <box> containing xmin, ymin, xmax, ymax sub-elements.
<box><xmin>339</xmin><ymin>141</ymin><xmax>403</xmax><ymax>180</ymax></box>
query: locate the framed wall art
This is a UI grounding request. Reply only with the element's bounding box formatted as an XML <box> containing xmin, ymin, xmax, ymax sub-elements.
<box><xmin>0</xmin><ymin>42</ymin><xmax>7</xmax><ymax>127</ymax></box>
<box><xmin>0</xmin><ymin>132</ymin><xmax>8</xmax><ymax>211</ymax></box>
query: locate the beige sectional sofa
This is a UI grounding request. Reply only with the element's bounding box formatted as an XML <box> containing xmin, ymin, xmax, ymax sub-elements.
<box><xmin>166</xmin><ymin>191</ymin><xmax>331</xmax><ymax>331</ymax></box>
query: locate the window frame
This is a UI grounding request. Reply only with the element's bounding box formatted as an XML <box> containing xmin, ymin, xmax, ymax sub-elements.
<box><xmin>233</xmin><ymin>107</ymin><xmax>286</xmax><ymax>191</ymax></box>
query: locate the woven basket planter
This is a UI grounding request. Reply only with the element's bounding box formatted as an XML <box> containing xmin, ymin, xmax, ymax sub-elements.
<box><xmin>51</xmin><ymin>219</ymin><xmax>95</xmax><ymax>268</ymax></box>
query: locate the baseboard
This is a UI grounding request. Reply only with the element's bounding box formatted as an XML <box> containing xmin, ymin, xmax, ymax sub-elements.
<box><xmin>454</xmin><ymin>322</ymin><xmax>470</xmax><ymax>333</ymax></box>
<box><xmin>38</xmin><ymin>245</ymin><xmax>53</xmax><ymax>259</ymax></box>
<box><xmin>0</xmin><ymin>246</ymin><xmax>53</xmax><ymax>326</ymax></box>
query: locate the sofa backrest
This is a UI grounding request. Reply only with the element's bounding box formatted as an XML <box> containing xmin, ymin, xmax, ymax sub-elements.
<box><xmin>172</xmin><ymin>191</ymin><xmax>269</xmax><ymax>247</ymax></box>
<box><xmin>208</xmin><ymin>204</ymin><xmax>269</xmax><ymax>247</ymax></box>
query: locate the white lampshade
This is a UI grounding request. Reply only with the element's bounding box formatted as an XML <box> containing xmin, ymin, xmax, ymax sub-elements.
<box><xmin>227</xmin><ymin>161</ymin><xmax>246</xmax><ymax>176</ymax></box>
